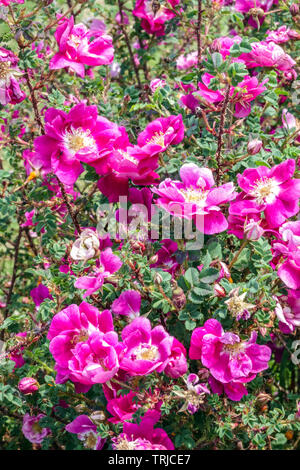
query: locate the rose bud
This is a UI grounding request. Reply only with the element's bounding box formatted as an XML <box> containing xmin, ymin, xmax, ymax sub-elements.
<box><xmin>172</xmin><ymin>287</ymin><xmax>186</xmax><ymax>309</ymax></box>
<box><xmin>247</xmin><ymin>138</ymin><xmax>262</xmax><ymax>155</ymax></box>
<box><xmin>290</xmin><ymin>3</ymin><xmax>299</xmax><ymax>15</ymax></box>
<box><xmin>214</xmin><ymin>283</ymin><xmax>226</xmax><ymax>297</ymax></box>
<box><xmin>244</xmin><ymin>219</ymin><xmax>264</xmax><ymax>241</ymax></box>
<box><xmin>18</xmin><ymin>377</ymin><xmax>39</xmax><ymax>395</ymax></box>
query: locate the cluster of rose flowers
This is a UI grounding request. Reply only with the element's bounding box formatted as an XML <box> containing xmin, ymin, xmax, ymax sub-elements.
<box><xmin>2</xmin><ymin>0</ymin><xmax>300</xmax><ymax>451</ymax></box>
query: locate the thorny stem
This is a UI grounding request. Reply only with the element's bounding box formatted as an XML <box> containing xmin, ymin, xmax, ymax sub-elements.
<box><xmin>228</xmin><ymin>239</ymin><xmax>249</xmax><ymax>270</ymax></box>
<box><xmin>56</xmin><ymin>177</ymin><xmax>81</xmax><ymax>235</ymax></box>
<box><xmin>24</xmin><ymin>70</ymin><xmax>45</xmax><ymax>134</ymax></box>
<box><xmin>3</xmin><ymin>227</ymin><xmax>23</xmax><ymax>321</ymax></box>
<box><xmin>215</xmin><ymin>83</ymin><xmax>231</xmax><ymax>185</ymax></box>
<box><xmin>196</xmin><ymin>0</ymin><xmax>202</xmax><ymax>73</ymax></box>
<box><xmin>117</xmin><ymin>0</ymin><xmax>142</xmax><ymax>89</ymax></box>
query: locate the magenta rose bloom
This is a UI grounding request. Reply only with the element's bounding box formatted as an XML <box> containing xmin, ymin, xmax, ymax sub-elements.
<box><xmin>0</xmin><ymin>0</ymin><xmax>24</xmax><ymax>4</ymax></box>
<box><xmin>111</xmin><ymin>290</ymin><xmax>141</xmax><ymax>319</ymax></box>
<box><xmin>74</xmin><ymin>248</ymin><xmax>123</xmax><ymax>297</ymax></box>
<box><xmin>152</xmin><ymin>163</ymin><xmax>237</xmax><ymax>234</ymax></box>
<box><xmin>22</xmin><ymin>414</ymin><xmax>51</xmax><ymax>445</ymax></box>
<box><xmin>137</xmin><ymin>114</ymin><xmax>184</xmax><ymax>157</ymax></box>
<box><xmin>119</xmin><ymin>317</ymin><xmax>180</xmax><ymax>376</ymax></box>
<box><xmin>272</xmin><ymin>221</ymin><xmax>300</xmax><ymax>289</ymax></box>
<box><xmin>189</xmin><ymin>319</ymin><xmax>271</xmax><ymax>393</ymax></box>
<box><xmin>133</xmin><ymin>0</ymin><xmax>179</xmax><ymax>37</ymax></box>
<box><xmin>48</xmin><ymin>302</ymin><xmax>121</xmax><ymax>387</ymax></box>
<box><xmin>34</xmin><ymin>103</ymin><xmax>126</xmax><ymax>185</ymax></box>
<box><xmin>65</xmin><ymin>415</ymin><xmax>106</xmax><ymax>450</ymax></box>
<box><xmin>229</xmin><ymin>159</ymin><xmax>300</xmax><ymax>229</ymax></box>
<box><xmin>107</xmin><ymin>390</ymin><xmax>139</xmax><ymax>423</ymax></box>
<box><xmin>49</xmin><ymin>16</ymin><xmax>114</xmax><ymax>77</ymax></box>
<box><xmin>164</xmin><ymin>337</ymin><xmax>188</xmax><ymax>379</ymax></box>
<box><xmin>112</xmin><ymin>410</ymin><xmax>174</xmax><ymax>450</ymax></box>
<box><xmin>0</xmin><ymin>47</ymin><xmax>26</xmax><ymax>106</ymax></box>
<box><xmin>239</xmin><ymin>41</ymin><xmax>296</xmax><ymax>72</ymax></box>
<box><xmin>275</xmin><ymin>290</ymin><xmax>300</xmax><ymax>334</ymax></box>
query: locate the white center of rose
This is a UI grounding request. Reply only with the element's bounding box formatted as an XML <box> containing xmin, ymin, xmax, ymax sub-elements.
<box><xmin>133</xmin><ymin>344</ymin><xmax>159</xmax><ymax>361</ymax></box>
<box><xmin>148</xmin><ymin>131</ymin><xmax>165</xmax><ymax>147</ymax></box>
<box><xmin>63</xmin><ymin>127</ymin><xmax>97</xmax><ymax>155</ymax></box>
<box><xmin>180</xmin><ymin>188</ymin><xmax>208</xmax><ymax>206</ymax></box>
<box><xmin>250</xmin><ymin>177</ymin><xmax>280</xmax><ymax>205</ymax></box>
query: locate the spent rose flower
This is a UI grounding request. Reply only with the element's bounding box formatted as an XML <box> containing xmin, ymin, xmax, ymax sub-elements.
<box><xmin>229</xmin><ymin>159</ymin><xmax>300</xmax><ymax>229</ymax></box>
<box><xmin>50</xmin><ymin>16</ymin><xmax>114</xmax><ymax>77</ymax></box>
<box><xmin>266</xmin><ymin>26</ymin><xmax>300</xmax><ymax>44</ymax></box>
<box><xmin>112</xmin><ymin>410</ymin><xmax>174</xmax><ymax>450</ymax></box>
<box><xmin>189</xmin><ymin>319</ymin><xmax>271</xmax><ymax>396</ymax></box>
<box><xmin>22</xmin><ymin>414</ymin><xmax>51</xmax><ymax>444</ymax></box>
<box><xmin>152</xmin><ymin>163</ymin><xmax>237</xmax><ymax>234</ymax></box>
<box><xmin>174</xmin><ymin>373</ymin><xmax>210</xmax><ymax>414</ymax></box>
<box><xmin>239</xmin><ymin>41</ymin><xmax>296</xmax><ymax>72</ymax></box>
<box><xmin>70</xmin><ymin>228</ymin><xmax>100</xmax><ymax>262</ymax></box>
<box><xmin>65</xmin><ymin>415</ymin><xmax>106</xmax><ymax>450</ymax></box>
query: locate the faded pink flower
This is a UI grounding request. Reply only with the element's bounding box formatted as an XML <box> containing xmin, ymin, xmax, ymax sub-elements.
<box><xmin>133</xmin><ymin>0</ymin><xmax>179</xmax><ymax>37</ymax></box>
<box><xmin>65</xmin><ymin>415</ymin><xmax>106</xmax><ymax>450</ymax></box>
<box><xmin>22</xmin><ymin>414</ymin><xmax>51</xmax><ymax>444</ymax></box>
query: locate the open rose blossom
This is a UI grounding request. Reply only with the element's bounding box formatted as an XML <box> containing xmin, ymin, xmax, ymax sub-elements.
<box><xmin>229</xmin><ymin>159</ymin><xmax>300</xmax><ymax>229</ymax></box>
<box><xmin>48</xmin><ymin>302</ymin><xmax>122</xmax><ymax>389</ymax></box>
<box><xmin>274</xmin><ymin>290</ymin><xmax>300</xmax><ymax>334</ymax></box>
<box><xmin>119</xmin><ymin>317</ymin><xmax>186</xmax><ymax>377</ymax></box>
<box><xmin>50</xmin><ymin>16</ymin><xmax>114</xmax><ymax>77</ymax></box>
<box><xmin>74</xmin><ymin>248</ymin><xmax>122</xmax><ymax>297</ymax></box>
<box><xmin>22</xmin><ymin>414</ymin><xmax>51</xmax><ymax>444</ymax></box>
<box><xmin>34</xmin><ymin>103</ymin><xmax>127</xmax><ymax>185</ymax></box>
<box><xmin>189</xmin><ymin>319</ymin><xmax>271</xmax><ymax>400</ymax></box>
<box><xmin>65</xmin><ymin>415</ymin><xmax>105</xmax><ymax>450</ymax></box>
<box><xmin>152</xmin><ymin>163</ymin><xmax>237</xmax><ymax>234</ymax></box>
<box><xmin>133</xmin><ymin>0</ymin><xmax>179</xmax><ymax>37</ymax></box>
<box><xmin>0</xmin><ymin>47</ymin><xmax>26</xmax><ymax>106</ymax></box>
<box><xmin>112</xmin><ymin>410</ymin><xmax>174</xmax><ymax>450</ymax></box>
<box><xmin>272</xmin><ymin>221</ymin><xmax>300</xmax><ymax>290</ymax></box>
<box><xmin>137</xmin><ymin>114</ymin><xmax>184</xmax><ymax>157</ymax></box>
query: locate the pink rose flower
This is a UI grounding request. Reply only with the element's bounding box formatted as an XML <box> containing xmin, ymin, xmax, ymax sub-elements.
<box><xmin>34</xmin><ymin>103</ymin><xmax>126</xmax><ymax>185</ymax></box>
<box><xmin>50</xmin><ymin>16</ymin><xmax>114</xmax><ymax>77</ymax></box>
<box><xmin>189</xmin><ymin>319</ymin><xmax>271</xmax><ymax>395</ymax></box>
<box><xmin>230</xmin><ymin>159</ymin><xmax>300</xmax><ymax>229</ymax></box>
<box><xmin>112</xmin><ymin>410</ymin><xmax>174</xmax><ymax>449</ymax></box>
<box><xmin>107</xmin><ymin>390</ymin><xmax>139</xmax><ymax>423</ymax></box>
<box><xmin>111</xmin><ymin>290</ymin><xmax>141</xmax><ymax>319</ymax></box>
<box><xmin>65</xmin><ymin>415</ymin><xmax>106</xmax><ymax>450</ymax></box>
<box><xmin>275</xmin><ymin>290</ymin><xmax>300</xmax><ymax>334</ymax></box>
<box><xmin>74</xmin><ymin>248</ymin><xmax>122</xmax><ymax>297</ymax></box>
<box><xmin>133</xmin><ymin>0</ymin><xmax>179</xmax><ymax>37</ymax></box>
<box><xmin>239</xmin><ymin>41</ymin><xmax>296</xmax><ymax>72</ymax></box>
<box><xmin>119</xmin><ymin>317</ymin><xmax>183</xmax><ymax>376</ymax></box>
<box><xmin>0</xmin><ymin>47</ymin><xmax>26</xmax><ymax>106</ymax></box>
<box><xmin>22</xmin><ymin>414</ymin><xmax>51</xmax><ymax>444</ymax></box>
<box><xmin>48</xmin><ymin>302</ymin><xmax>121</xmax><ymax>388</ymax></box>
<box><xmin>273</xmin><ymin>221</ymin><xmax>300</xmax><ymax>290</ymax></box>
<box><xmin>152</xmin><ymin>163</ymin><xmax>237</xmax><ymax>234</ymax></box>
